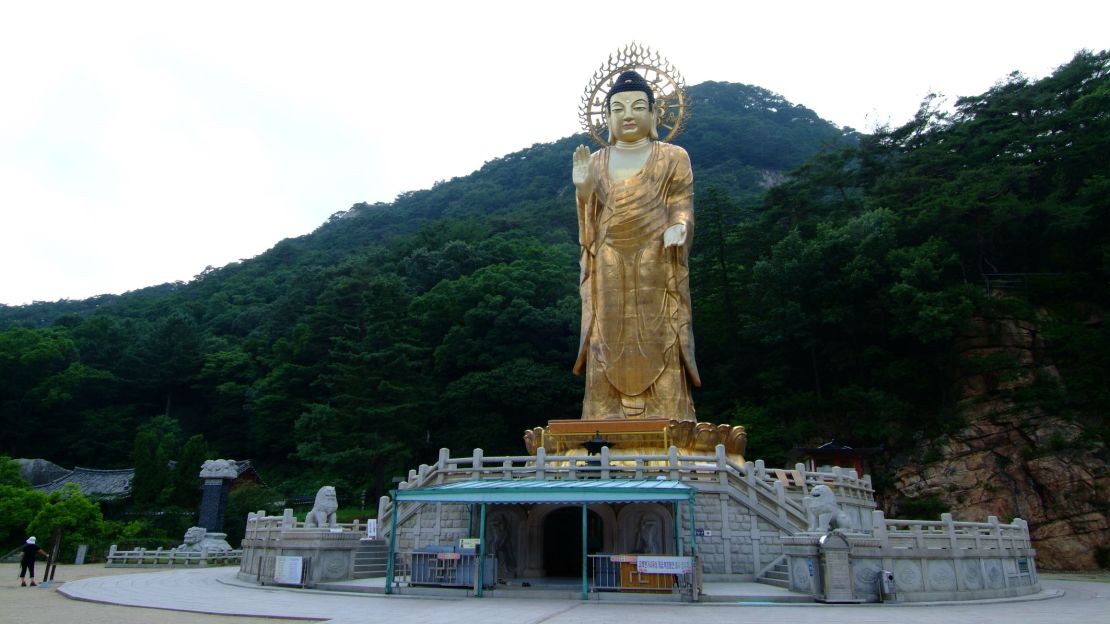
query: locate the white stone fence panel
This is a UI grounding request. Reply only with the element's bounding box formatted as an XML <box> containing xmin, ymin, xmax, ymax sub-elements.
<box><xmin>244</xmin><ymin>507</ymin><xmax>364</xmax><ymax>534</ymax></box>
<box><xmin>105</xmin><ymin>545</ymin><xmax>243</xmax><ymax>567</ymax></box>
<box><xmin>872</xmin><ymin>511</ymin><xmax>1033</xmax><ymax>551</ymax></box>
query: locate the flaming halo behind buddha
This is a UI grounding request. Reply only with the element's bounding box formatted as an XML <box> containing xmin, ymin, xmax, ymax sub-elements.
<box><xmin>578</xmin><ymin>42</ymin><xmax>690</xmax><ymax>147</ymax></box>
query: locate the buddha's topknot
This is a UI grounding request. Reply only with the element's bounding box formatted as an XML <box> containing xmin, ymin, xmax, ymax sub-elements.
<box><xmin>606</xmin><ymin>70</ymin><xmax>655</xmax><ymax>109</ymax></box>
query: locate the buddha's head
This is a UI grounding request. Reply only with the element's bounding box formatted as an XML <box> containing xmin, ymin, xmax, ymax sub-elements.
<box><xmin>606</xmin><ymin>70</ymin><xmax>658</xmax><ymax>144</ymax></box>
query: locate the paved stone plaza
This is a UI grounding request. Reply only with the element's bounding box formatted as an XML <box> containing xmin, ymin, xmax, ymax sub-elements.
<box><xmin>11</xmin><ymin>566</ymin><xmax>1101</xmax><ymax>624</ymax></box>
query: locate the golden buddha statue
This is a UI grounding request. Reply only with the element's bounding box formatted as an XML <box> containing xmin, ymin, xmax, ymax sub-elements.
<box><xmin>571</xmin><ymin>70</ymin><xmax>700</xmax><ymax>421</ymax></box>
<box><xmin>524</xmin><ymin>47</ymin><xmax>745</xmax><ymax>462</ymax></box>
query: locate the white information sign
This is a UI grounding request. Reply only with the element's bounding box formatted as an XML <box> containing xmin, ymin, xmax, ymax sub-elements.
<box><xmin>636</xmin><ymin>556</ymin><xmax>693</xmax><ymax>575</ymax></box>
<box><xmin>273</xmin><ymin>556</ymin><xmax>304</xmax><ymax>585</ymax></box>
<box><xmin>366</xmin><ymin>519</ymin><xmax>378</xmax><ymax>539</ymax></box>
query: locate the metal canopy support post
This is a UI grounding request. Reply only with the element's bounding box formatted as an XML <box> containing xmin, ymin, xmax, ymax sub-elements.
<box><xmin>689</xmin><ymin>495</ymin><xmax>700</xmax><ymax>603</ymax></box>
<box><xmin>688</xmin><ymin>498</ymin><xmax>696</xmax><ymax>555</ymax></box>
<box><xmin>385</xmin><ymin>491</ymin><xmax>398</xmax><ymax>595</ymax></box>
<box><xmin>581</xmin><ymin>503</ymin><xmax>588</xmax><ymax>600</ymax></box>
<box><xmin>477</xmin><ymin>503</ymin><xmax>487</xmax><ymax>597</ymax></box>
<box><xmin>672</xmin><ymin>502</ymin><xmax>680</xmax><ymax>555</ymax></box>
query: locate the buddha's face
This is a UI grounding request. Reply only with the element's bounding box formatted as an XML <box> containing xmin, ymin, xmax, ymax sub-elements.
<box><xmin>608</xmin><ymin>90</ymin><xmax>654</xmax><ymax>143</ymax></box>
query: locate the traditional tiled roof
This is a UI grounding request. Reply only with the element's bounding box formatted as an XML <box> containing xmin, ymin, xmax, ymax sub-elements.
<box><xmin>791</xmin><ymin>439</ymin><xmax>880</xmax><ymax>456</ymax></box>
<box><xmin>233</xmin><ymin>460</ymin><xmax>265</xmax><ymax>487</ymax></box>
<box><xmin>34</xmin><ymin>467</ymin><xmax>134</xmax><ymax>500</ymax></box>
<box><xmin>30</xmin><ymin>459</ymin><xmax>265</xmax><ymax>500</ymax></box>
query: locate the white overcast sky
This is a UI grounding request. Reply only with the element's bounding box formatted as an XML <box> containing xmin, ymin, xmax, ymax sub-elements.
<box><xmin>1</xmin><ymin>1</ymin><xmax>1106</xmax><ymax>305</ymax></box>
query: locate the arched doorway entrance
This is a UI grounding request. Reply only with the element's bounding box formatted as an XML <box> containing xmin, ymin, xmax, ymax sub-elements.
<box><xmin>542</xmin><ymin>507</ymin><xmax>603</xmax><ymax>577</ymax></box>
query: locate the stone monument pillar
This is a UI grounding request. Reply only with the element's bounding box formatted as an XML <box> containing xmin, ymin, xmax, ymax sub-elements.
<box><xmin>198</xmin><ymin>459</ymin><xmax>238</xmax><ymax>532</ymax></box>
<box><xmin>816</xmin><ymin>532</ymin><xmax>863</xmax><ymax>603</ymax></box>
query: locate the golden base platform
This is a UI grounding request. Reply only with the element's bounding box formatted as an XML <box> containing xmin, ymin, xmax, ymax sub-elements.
<box><xmin>523</xmin><ymin>418</ymin><xmax>747</xmax><ymax>464</ymax></box>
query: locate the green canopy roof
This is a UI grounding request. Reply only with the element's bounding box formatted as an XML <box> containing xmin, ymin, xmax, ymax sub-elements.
<box><xmin>393</xmin><ymin>478</ymin><xmax>694</xmax><ymax>504</ymax></box>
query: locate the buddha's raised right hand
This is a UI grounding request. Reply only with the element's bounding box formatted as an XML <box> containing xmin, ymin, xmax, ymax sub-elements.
<box><xmin>572</xmin><ymin>145</ymin><xmax>593</xmax><ymax>192</ymax></box>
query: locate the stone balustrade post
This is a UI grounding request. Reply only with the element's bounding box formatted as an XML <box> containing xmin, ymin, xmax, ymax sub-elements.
<box><xmin>1014</xmin><ymin>517</ymin><xmax>1029</xmax><ymax>548</ymax></box>
<box><xmin>774</xmin><ymin>479</ymin><xmax>787</xmax><ymax>523</ymax></box>
<box><xmin>536</xmin><ymin>447</ymin><xmax>546</xmax><ymax>480</ymax></box>
<box><xmin>471</xmin><ymin>448</ymin><xmax>484</xmax><ymax>480</ymax></box>
<box><xmin>795</xmin><ymin>462</ymin><xmax>809</xmax><ymax>495</ymax></box>
<box><xmin>988</xmin><ymin>515</ymin><xmax>1003</xmax><ymax>550</ymax></box>
<box><xmin>743</xmin><ymin>461</ymin><xmax>758</xmax><ymax>506</ymax></box>
<box><xmin>600</xmin><ymin>446</ymin><xmax>611</xmax><ymax>479</ymax></box>
<box><xmin>872</xmin><ymin>510</ymin><xmax>888</xmax><ymax>547</ymax></box>
<box><xmin>668</xmin><ymin>446</ymin><xmax>680</xmax><ymax>480</ymax></box>
<box><xmin>941</xmin><ymin>512</ymin><xmax>958</xmax><ymax>550</ymax></box>
<box><xmin>378</xmin><ymin>496</ymin><xmax>390</xmax><ymax>526</ymax></box>
<box><xmin>912</xmin><ymin>519</ymin><xmax>925</xmax><ymax>549</ymax></box>
<box><xmin>437</xmin><ymin>448</ymin><xmax>450</xmax><ymax>484</ymax></box>
<box><xmin>716</xmin><ymin>444</ymin><xmax>728</xmax><ymax>485</ymax></box>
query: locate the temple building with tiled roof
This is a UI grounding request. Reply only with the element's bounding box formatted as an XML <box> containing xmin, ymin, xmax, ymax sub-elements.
<box><xmin>35</xmin><ymin>466</ymin><xmax>134</xmax><ymax>500</ymax></box>
<box><xmin>31</xmin><ymin>460</ymin><xmax>264</xmax><ymax>501</ymax></box>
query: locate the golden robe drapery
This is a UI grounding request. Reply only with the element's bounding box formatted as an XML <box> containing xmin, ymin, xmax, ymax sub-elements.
<box><xmin>573</xmin><ymin>141</ymin><xmax>700</xmax><ymax>420</ymax></box>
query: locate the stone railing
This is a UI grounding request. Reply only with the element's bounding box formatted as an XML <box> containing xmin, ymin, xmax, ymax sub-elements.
<box><xmin>759</xmin><ymin>461</ymin><xmax>875</xmax><ymax>503</ymax></box>
<box><xmin>378</xmin><ymin>446</ymin><xmax>878</xmax><ymax>538</ymax></box>
<box><xmin>244</xmin><ymin>508</ymin><xmax>364</xmax><ymax>534</ymax></box>
<box><xmin>382</xmin><ymin>448</ymin><xmax>872</xmax><ymax>502</ymax></box>
<box><xmin>105</xmin><ymin>545</ymin><xmax>242</xmax><ymax>567</ymax></box>
<box><xmin>873</xmin><ymin>511</ymin><xmax>1033</xmax><ymax>551</ymax></box>
<box><xmin>782</xmin><ymin>511</ymin><xmax>1037</xmax><ymax>601</ymax></box>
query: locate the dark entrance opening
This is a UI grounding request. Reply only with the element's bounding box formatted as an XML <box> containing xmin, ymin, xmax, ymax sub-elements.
<box><xmin>543</xmin><ymin>507</ymin><xmax>603</xmax><ymax>577</ymax></box>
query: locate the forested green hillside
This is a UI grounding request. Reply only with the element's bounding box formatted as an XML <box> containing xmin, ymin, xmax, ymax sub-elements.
<box><xmin>2</xmin><ymin>53</ymin><xmax>1107</xmax><ymax>509</ymax></box>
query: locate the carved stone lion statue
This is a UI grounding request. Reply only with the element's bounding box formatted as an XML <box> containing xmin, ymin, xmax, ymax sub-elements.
<box><xmin>181</xmin><ymin>526</ymin><xmax>206</xmax><ymax>548</ymax></box>
<box><xmin>803</xmin><ymin>484</ymin><xmax>855</xmax><ymax>533</ymax></box>
<box><xmin>304</xmin><ymin>486</ymin><xmax>338</xmax><ymax>528</ymax></box>
<box><xmin>178</xmin><ymin>525</ymin><xmax>233</xmax><ymax>552</ymax></box>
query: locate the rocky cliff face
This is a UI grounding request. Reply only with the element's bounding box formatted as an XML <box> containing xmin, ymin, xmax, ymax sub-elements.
<box><xmin>893</xmin><ymin>314</ymin><xmax>1110</xmax><ymax>570</ymax></box>
<box><xmin>15</xmin><ymin>457</ymin><xmax>69</xmax><ymax>486</ymax></box>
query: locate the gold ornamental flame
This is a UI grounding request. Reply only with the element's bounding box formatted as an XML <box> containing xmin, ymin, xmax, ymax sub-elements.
<box><xmin>579</xmin><ymin>42</ymin><xmax>690</xmax><ymax>147</ymax></box>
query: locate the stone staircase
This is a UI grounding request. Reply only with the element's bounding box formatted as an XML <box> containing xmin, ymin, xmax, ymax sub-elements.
<box><xmin>756</xmin><ymin>555</ymin><xmax>790</xmax><ymax>588</ymax></box>
<box><xmin>353</xmin><ymin>539</ymin><xmax>389</xmax><ymax>579</ymax></box>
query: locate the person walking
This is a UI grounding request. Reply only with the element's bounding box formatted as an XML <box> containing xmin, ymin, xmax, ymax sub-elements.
<box><xmin>18</xmin><ymin>536</ymin><xmax>47</xmax><ymax>587</ymax></box>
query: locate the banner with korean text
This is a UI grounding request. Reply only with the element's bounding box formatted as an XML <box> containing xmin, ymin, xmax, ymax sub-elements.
<box><xmin>636</xmin><ymin>556</ymin><xmax>693</xmax><ymax>575</ymax></box>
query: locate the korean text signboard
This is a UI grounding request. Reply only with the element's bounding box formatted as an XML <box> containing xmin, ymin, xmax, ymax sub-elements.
<box><xmin>636</xmin><ymin>556</ymin><xmax>693</xmax><ymax>575</ymax></box>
